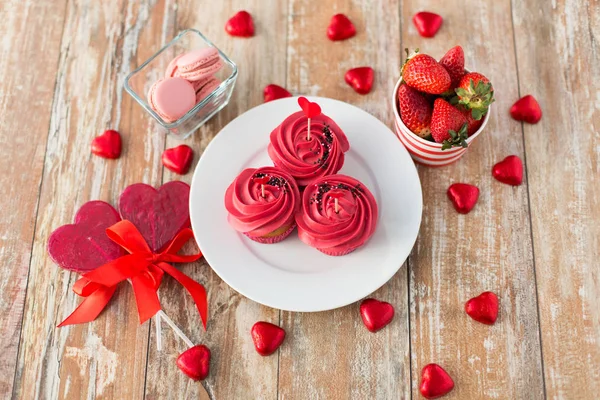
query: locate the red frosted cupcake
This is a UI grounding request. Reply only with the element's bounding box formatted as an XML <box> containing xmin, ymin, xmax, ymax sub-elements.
<box><xmin>225</xmin><ymin>166</ymin><xmax>301</xmax><ymax>243</ymax></box>
<box><xmin>296</xmin><ymin>174</ymin><xmax>378</xmax><ymax>256</ymax></box>
<box><xmin>268</xmin><ymin>99</ymin><xmax>350</xmax><ymax>187</ymax></box>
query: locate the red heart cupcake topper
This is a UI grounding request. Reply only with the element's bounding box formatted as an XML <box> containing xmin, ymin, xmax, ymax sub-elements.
<box><xmin>251</xmin><ymin>321</ymin><xmax>286</xmax><ymax>356</ymax></box>
<box><xmin>328</xmin><ymin>191</ymin><xmax>344</xmax><ymax>199</ymax></box>
<box><xmin>47</xmin><ymin>201</ymin><xmax>123</xmax><ymax>273</ymax></box>
<box><xmin>360</xmin><ymin>298</ymin><xmax>395</xmax><ymax>332</ymax></box>
<box><xmin>420</xmin><ymin>364</ymin><xmax>454</xmax><ymax>399</ymax></box>
<box><xmin>177</xmin><ymin>345</ymin><xmax>211</xmax><ymax>381</ymax></box>
<box><xmin>253</xmin><ymin>175</ymin><xmax>270</xmax><ymax>185</ymax></box>
<box><xmin>298</xmin><ymin>96</ymin><xmax>321</xmax><ymax>118</ymax></box>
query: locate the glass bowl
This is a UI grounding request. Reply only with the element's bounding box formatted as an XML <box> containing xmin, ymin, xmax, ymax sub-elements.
<box><xmin>124</xmin><ymin>29</ymin><xmax>238</xmax><ymax>140</ymax></box>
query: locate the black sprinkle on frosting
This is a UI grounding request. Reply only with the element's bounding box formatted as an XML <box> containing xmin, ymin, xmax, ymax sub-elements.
<box><xmin>309</xmin><ymin>181</ymin><xmax>362</xmax><ymax>211</ymax></box>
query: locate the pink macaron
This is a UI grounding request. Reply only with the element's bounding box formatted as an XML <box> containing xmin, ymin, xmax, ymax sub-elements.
<box><xmin>175</xmin><ymin>47</ymin><xmax>223</xmax><ymax>81</ymax></box>
<box><xmin>195</xmin><ymin>77</ymin><xmax>221</xmax><ymax>103</ymax></box>
<box><xmin>147</xmin><ymin>77</ymin><xmax>196</xmax><ymax>123</ymax></box>
<box><xmin>164</xmin><ymin>54</ymin><xmax>184</xmax><ymax>78</ymax></box>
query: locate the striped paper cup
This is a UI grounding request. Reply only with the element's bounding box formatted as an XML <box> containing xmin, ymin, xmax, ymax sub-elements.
<box><xmin>392</xmin><ymin>78</ymin><xmax>491</xmax><ymax>167</ymax></box>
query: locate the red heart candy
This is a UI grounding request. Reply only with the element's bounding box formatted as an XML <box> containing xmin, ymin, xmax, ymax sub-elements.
<box><xmin>177</xmin><ymin>345</ymin><xmax>211</xmax><ymax>381</ymax></box>
<box><xmin>447</xmin><ymin>183</ymin><xmax>479</xmax><ymax>214</ymax></box>
<box><xmin>345</xmin><ymin>67</ymin><xmax>374</xmax><ymax>95</ymax></box>
<box><xmin>264</xmin><ymin>84</ymin><xmax>292</xmax><ymax>103</ymax></box>
<box><xmin>297</xmin><ymin>96</ymin><xmax>321</xmax><ymax>118</ymax></box>
<box><xmin>162</xmin><ymin>145</ymin><xmax>194</xmax><ymax>175</ymax></box>
<box><xmin>47</xmin><ymin>201</ymin><xmax>123</xmax><ymax>273</ymax></box>
<box><xmin>118</xmin><ymin>181</ymin><xmax>190</xmax><ymax>252</ymax></box>
<box><xmin>412</xmin><ymin>12</ymin><xmax>443</xmax><ymax>38</ymax></box>
<box><xmin>327</xmin><ymin>14</ymin><xmax>356</xmax><ymax>41</ymax></box>
<box><xmin>251</xmin><ymin>321</ymin><xmax>286</xmax><ymax>356</ymax></box>
<box><xmin>510</xmin><ymin>95</ymin><xmax>542</xmax><ymax>124</ymax></box>
<box><xmin>465</xmin><ymin>291</ymin><xmax>499</xmax><ymax>325</ymax></box>
<box><xmin>91</xmin><ymin>129</ymin><xmax>121</xmax><ymax>159</ymax></box>
<box><xmin>360</xmin><ymin>298</ymin><xmax>394</xmax><ymax>332</ymax></box>
<box><xmin>225</xmin><ymin>10</ymin><xmax>254</xmax><ymax>37</ymax></box>
<box><xmin>492</xmin><ymin>155</ymin><xmax>523</xmax><ymax>186</ymax></box>
<box><xmin>420</xmin><ymin>364</ymin><xmax>454</xmax><ymax>399</ymax></box>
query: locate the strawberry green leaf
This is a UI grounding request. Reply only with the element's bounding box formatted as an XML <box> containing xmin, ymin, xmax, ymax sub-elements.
<box><xmin>441</xmin><ymin>123</ymin><xmax>469</xmax><ymax>151</ymax></box>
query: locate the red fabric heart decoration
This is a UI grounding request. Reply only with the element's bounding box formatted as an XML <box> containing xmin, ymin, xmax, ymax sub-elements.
<box><xmin>91</xmin><ymin>129</ymin><xmax>121</xmax><ymax>159</ymax></box>
<box><xmin>298</xmin><ymin>96</ymin><xmax>321</xmax><ymax>118</ymax></box>
<box><xmin>177</xmin><ymin>345</ymin><xmax>211</xmax><ymax>381</ymax></box>
<box><xmin>264</xmin><ymin>84</ymin><xmax>292</xmax><ymax>103</ymax></box>
<box><xmin>345</xmin><ymin>67</ymin><xmax>374</xmax><ymax>95</ymax></box>
<box><xmin>327</xmin><ymin>14</ymin><xmax>356</xmax><ymax>41</ymax></box>
<box><xmin>47</xmin><ymin>201</ymin><xmax>123</xmax><ymax>273</ymax></box>
<box><xmin>413</xmin><ymin>12</ymin><xmax>443</xmax><ymax>38</ymax></box>
<box><xmin>360</xmin><ymin>298</ymin><xmax>394</xmax><ymax>332</ymax></box>
<box><xmin>225</xmin><ymin>10</ymin><xmax>254</xmax><ymax>37</ymax></box>
<box><xmin>251</xmin><ymin>321</ymin><xmax>286</xmax><ymax>356</ymax></box>
<box><xmin>118</xmin><ymin>181</ymin><xmax>191</xmax><ymax>252</ymax></box>
<box><xmin>492</xmin><ymin>155</ymin><xmax>523</xmax><ymax>186</ymax></box>
<box><xmin>465</xmin><ymin>291</ymin><xmax>499</xmax><ymax>325</ymax></box>
<box><xmin>510</xmin><ymin>95</ymin><xmax>542</xmax><ymax>124</ymax></box>
<box><xmin>420</xmin><ymin>364</ymin><xmax>454</xmax><ymax>399</ymax></box>
<box><xmin>447</xmin><ymin>183</ymin><xmax>479</xmax><ymax>214</ymax></box>
<box><xmin>162</xmin><ymin>145</ymin><xmax>194</xmax><ymax>175</ymax></box>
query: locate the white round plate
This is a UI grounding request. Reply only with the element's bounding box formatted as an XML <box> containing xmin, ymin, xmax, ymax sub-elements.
<box><xmin>190</xmin><ymin>97</ymin><xmax>422</xmax><ymax>312</ymax></box>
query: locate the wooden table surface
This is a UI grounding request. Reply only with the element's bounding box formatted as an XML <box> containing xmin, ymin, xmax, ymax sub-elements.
<box><xmin>1</xmin><ymin>0</ymin><xmax>598</xmax><ymax>399</ymax></box>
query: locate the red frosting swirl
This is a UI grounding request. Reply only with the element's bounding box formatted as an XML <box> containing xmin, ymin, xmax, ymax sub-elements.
<box><xmin>268</xmin><ymin>111</ymin><xmax>350</xmax><ymax>186</ymax></box>
<box><xmin>296</xmin><ymin>174</ymin><xmax>378</xmax><ymax>255</ymax></box>
<box><xmin>225</xmin><ymin>167</ymin><xmax>301</xmax><ymax>236</ymax></box>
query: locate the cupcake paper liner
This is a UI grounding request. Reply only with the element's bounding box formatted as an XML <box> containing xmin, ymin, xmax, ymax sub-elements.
<box><xmin>244</xmin><ymin>223</ymin><xmax>296</xmax><ymax>244</ymax></box>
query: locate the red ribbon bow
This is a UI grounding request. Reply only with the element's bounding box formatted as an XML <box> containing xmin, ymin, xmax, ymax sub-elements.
<box><xmin>58</xmin><ymin>220</ymin><xmax>207</xmax><ymax>329</ymax></box>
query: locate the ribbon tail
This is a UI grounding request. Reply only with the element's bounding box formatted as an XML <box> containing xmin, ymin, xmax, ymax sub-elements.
<box><xmin>57</xmin><ymin>285</ymin><xmax>117</xmax><ymax>327</ymax></box>
<box><xmin>131</xmin><ymin>276</ymin><xmax>162</xmax><ymax>324</ymax></box>
<box><xmin>158</xmin><ymin>262</ymin><xmax>208</xmax><ymax>330</ymax></box>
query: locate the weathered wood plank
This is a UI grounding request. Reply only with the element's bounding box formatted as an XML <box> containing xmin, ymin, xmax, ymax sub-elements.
<box><xmin>0</xmin><ymin>0</ymin><xmax>68</xmax><ymax>396</ymax></box>
<box><xmin>512</xmin><ymin>0</ymin><xmax>600</xmax><ymax>398</ymax></box>
<box><xmin>13</xmin><ymin>0</ymin><xmax>173</xmax><ymax>398</ymax></box>
<box><xmin>278</xmin><ymin>1</ymin><xmax>411</xmax><ymax>399</ymax></box>
<box><xmin>143</xmin><ymin>1</ymin><xmax>286</xmax><ymax>399</ymax></box>
<box><xmin>401</xmin><ymin>1</ymin><xmax>545</xmax><ymax>398</ymax></box>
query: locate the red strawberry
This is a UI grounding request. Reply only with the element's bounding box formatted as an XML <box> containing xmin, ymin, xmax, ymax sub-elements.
<box><xmin>439</xmin><ymin>46</ymin><xmax>465</xmax><ymax>88</ymax></box>
<box><xmin>431</xmin><ymin>98</ymin><xmax>468</xmax><ymax>149</ymax></box>
<box><xmin>397</xmin><ymin>84</ymin><xmax>432</xmax><ymax>138</ymax></box>
<box><xmin>460</xmin><ymin>107</ymin><xmax>483</xmax><ymax>136</ymax></box>
<box><xmin>402</xmin><ymin>50</ymin><xmax>451</xmax><ymax>95</ymax></box>
<box><xmin>456</xmin><ymin>72</ymin><xmax>494</xmax><ymax>120</ymax></box>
